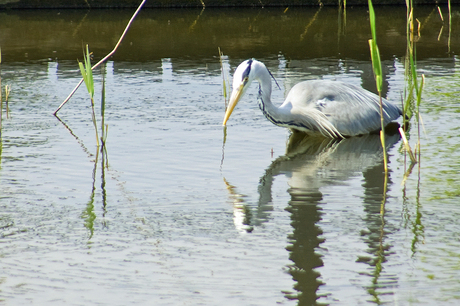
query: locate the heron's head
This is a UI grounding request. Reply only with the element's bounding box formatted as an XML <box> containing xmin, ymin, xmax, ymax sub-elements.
<box><xmin>222</xmin><ymin>59</ymin><xmax>259</xmax><ymax>126</ymax></box>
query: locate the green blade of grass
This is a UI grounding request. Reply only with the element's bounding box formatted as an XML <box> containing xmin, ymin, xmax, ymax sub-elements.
<box><xmin>368</xmin><ymin>0</ymin><xmax>387</xmax><ymax>173</ymax></box>
<box><xmin>79</xmin><ymin>45</ymin><xmax>94</xmax><ymax>99</ymax></box>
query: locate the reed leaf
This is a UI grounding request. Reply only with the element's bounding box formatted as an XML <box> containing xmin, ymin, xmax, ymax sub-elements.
<box><xmin>78</xmin><ymin>44</ymin><xmax>99</xmax><ymax>147</ymax></box>
<box><xmin>78</xmin><ymin>45</ymin><xmax>94</xmax><ymax>99</ymax></box>
<box><xmin>368</xmin><ymin>39</ymin><xmax>383</xmax><ymax>93</ymax></box>
<box><xmin>0</xmin><ymin>47</ymin><xmax>2</xmax><ymax>137</ymax></box>
<box><xmin>218</xmin><ymin>47</ymin><xmax>228</xmax><ymax>109</ymax></box>
<box><xmin>368</xmin><ymin>0</ymin><xmax>387</xmax><ymax>173</ymax></box>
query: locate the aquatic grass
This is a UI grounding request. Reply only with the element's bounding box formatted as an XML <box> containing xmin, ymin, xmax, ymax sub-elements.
<box><xmin>0</xmin><ymin>48</ymin><xmax>9</xmax><ymax>138</ymax></box>
<box><xmin>367</xmin><ymin>0</ymin><xmax>388</xmax><ymax>173</ymax></box>
<box><xmin>402</xmin><ymin>0</ymin><xmax>425</xmax><ymax>259</ymax></box>
<box><xmin>100</xmin><ymin>63</ymin><xmax>109</xmax><ymax>171</ymax></box>
<box><xmin>218</xmin><ymin>47</ymin><xmax>229</xmax><ymax>110</ymax></box>
<box><xmin>4</xmin><ymin>85</ymin><xmax>11</xmax><ymax>119</ymax></box>
<box><xmin>219</xmin><ymin>48</ymin><xmax>231</xmax><ymax>169</ymax></box>
<box><xmin>0</xmin><ymin>47</ymin><xmax>2</xmax><ymax>137</ymax></box>
<box><xmin>367</xmin><ymin>5</ymin><xmax>391</xmax><ymax>299</ymax></box>
<box><xmin>403</xmin><ymin>0</ymin><xmax>425</xmax><ymax>166</ymax></box>
<box><xmin>100</xmin><ymin>63</ymin><xmax>108</xmax><ymax>147</ymax></box>
<box><xmin>79</xmin><ymin>44</ymin><xmax>99</xmax><ymax>147</ymax></box>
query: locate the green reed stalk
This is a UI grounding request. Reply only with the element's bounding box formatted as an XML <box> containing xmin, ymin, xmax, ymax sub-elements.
<box><xmin>100</xmin><ymin>63</ymin><xmax>109</xmax><ymax>169</ymax></box>
<box><xmin>218</xmin><ymin>47</ymin><xmax>229</xmax><ymax>110</ymax></box>
<box><xmin>5</xmin><ymin>85</ymin><xmax>10</xmax><ymax>119</ymax></box>
<box><xmin>368</xmin><ymin>0</ymin><xmax>388</xmax><ymax>173</ymax></box>
<box><xmin>78</xmin><ymin>44</ymin><xmax>100</xmax><ymax>147</ymax></box>
<box><xmin>403</xmin><ymin>1</ymin><xmax>421</xmax><ymax>165</ymax></box>
<box><xmin>100</xmin><ymin>63</ymin><xmax>107</xmax><ymax>146</ymax></box>
<box><xmin>448</xmin><ymin>0</ymin><xmax>452</xmax><ymax>53</ymax></box>
<box><xmin>0</xmin><ymin>47</ymin><xmax>2</xmax><ymax>137</ymax></box>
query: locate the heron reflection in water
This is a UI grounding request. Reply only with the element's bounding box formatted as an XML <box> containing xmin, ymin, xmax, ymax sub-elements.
<box><xmin>224</xmin><ymin>130</ymin><xmax>401</xmax><ymax>304</ymax></box>
<box><xmin>223</xmin><ymin>59</ymin><xmax>402</xmax><ymax>138</ymax></box>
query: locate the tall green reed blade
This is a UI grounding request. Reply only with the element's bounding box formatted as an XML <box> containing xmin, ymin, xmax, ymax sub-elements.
<box><xmin>78</xmin><ymin>44</ymin><xmax>100</xmax><ymax>147</ymax></box>
<box><xmin>100</xmin><ymin>63</ymin><xmax>107</xmax><ymax>146</ymax></box>
<box><xmin>0</xmin><ymin>47</ymin><xmax>2</xmax><ymax>138</ymax></box>
<box><xmin>100</xmin><ymin>63</ymin><xmax>109</xmax><ymax>169</ymax></box>
<box><xmin>218</xmin><ymin>47</ymin><xmax>229</xmax><ymax>110</ymax></box>
<box><xmin>368</xmin><ymin>0</ymin><xmax>387</xmax><ymax>173</ymax></box>
<box><xmin>5</xmin><ymin>85</ymin><xmax>11</xmax><ymax>119</ymax></box>
<box><xmin>402</xmin><ymin>2</ymin><xmax>420</xmax><ymax>165</ymax></box>
<box><xmin>79</xmin><ymin>45</ymin><xmax>94</xmax><ymax>99</ymax></box>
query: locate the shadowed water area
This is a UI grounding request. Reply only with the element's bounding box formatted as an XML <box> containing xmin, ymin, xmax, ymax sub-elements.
<box><xmin>1</xmin><ymin>6</ymin><xmax>460</xmax><ymax>305</ymax></box>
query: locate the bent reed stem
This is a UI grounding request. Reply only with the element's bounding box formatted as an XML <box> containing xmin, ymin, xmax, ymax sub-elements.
<box><xmin>54</xmin><ymin>0</ymin><xmax>147</xmax><ymax>115</ymax></box>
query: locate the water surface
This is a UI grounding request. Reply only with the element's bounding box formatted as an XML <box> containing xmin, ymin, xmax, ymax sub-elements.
<box><xmin>1</xmin><ymin>6</ymin><xmax>460</xmax><ymax>305</ymax></box>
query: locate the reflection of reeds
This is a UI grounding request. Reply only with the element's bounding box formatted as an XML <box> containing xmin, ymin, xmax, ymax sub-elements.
<box><xmin>338</xmin><ymin>0</ymin><xmax>347</xmax><ymax>38</ymax></box>
<box><xmin>189</xmin><ymin>6</ymin><xmax>205</xmax><ymax>32</ymax></box>
<box><xmin>300</xmin><ymin>6</ymin><xmax>322</xmax><ymax>41</ymax></box>
<box><xmin>82</xmin><ymin>149</ymin><xmax>99</xmax><ymax>240</ymax></box>
<box><xmin>55</xmin><ymin>115</ymin><xmax>94</xmax><ymax>158</ymax></box>
<box><xmin>82</xmin><ymin>141</ymin><xmax>110</xmax><ymax>239</ymax></box>
<box><xmin>367</xmin><ymin>170</ymin><xmax>389</xmax><ymax>304</ymax></box>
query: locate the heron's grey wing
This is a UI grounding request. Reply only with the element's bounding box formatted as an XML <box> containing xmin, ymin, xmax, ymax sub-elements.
<box><xmin>284</xmin><ymin>80</ymin><xmax>402</xmax><ymax>136</ymax></box>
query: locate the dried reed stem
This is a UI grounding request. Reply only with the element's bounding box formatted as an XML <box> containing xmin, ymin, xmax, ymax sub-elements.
<box><xmin>54</xmin><ymin>0</ymin><xmax>147</xmax><ymax>115</ymax></box>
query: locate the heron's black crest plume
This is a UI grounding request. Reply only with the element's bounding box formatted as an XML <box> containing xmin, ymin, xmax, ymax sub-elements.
<box><xmin>245</xmin><ymin>58</ymin><xmax>280</xmax><ymax>90</ymax></box>
<box><xmin>242</xmin><ymin>59</ymin><xmax>253</xmax><ymax>80</ymax></box>
<box><xmin>267</xmin><ymin>69</ymin><xmax>281</xmax><ymax>90</ymax></box>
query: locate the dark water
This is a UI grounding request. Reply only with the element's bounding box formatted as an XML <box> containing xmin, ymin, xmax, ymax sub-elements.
<box><xmin>1</xmin><ymin>6</ymin><xmax>460</xmax><ymax>305</ymax></box>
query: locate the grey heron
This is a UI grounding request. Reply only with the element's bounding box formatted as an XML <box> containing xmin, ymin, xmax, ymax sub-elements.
<box><xmin>222</xmin><ymin>59</ymin><xmax>402</xmax><ymax>138</ymax></box>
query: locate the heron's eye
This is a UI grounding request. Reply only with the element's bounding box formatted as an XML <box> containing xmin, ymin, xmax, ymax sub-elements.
<box><xmin>243</xmin><ymin>77</ymin><xmax>249</xmax><ymax>84</ymax></box>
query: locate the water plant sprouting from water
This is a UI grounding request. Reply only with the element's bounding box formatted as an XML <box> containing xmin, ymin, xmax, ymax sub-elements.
<box><xmin>0</xmin><ymin>47</ymin><xmax>2</xmax><ymax>137</ymax></box>
<box><xmin>404</xmin><ymin>0</ymin><xmax>425</xmax><ymax>167</ymax></box>
<box><xmin>218</xmin><ymin>47</ymin><xmax>229</xmax><ymax>110</ymax></box>
<box><xmin>78</xmin><ymin>44</ymin><xmax>99</xmax><ymax>147</ymax></box>
<box><xmin>367</xmin><ymin>0</ymin><xmax>388</xmax><ymax>173</ymax></box>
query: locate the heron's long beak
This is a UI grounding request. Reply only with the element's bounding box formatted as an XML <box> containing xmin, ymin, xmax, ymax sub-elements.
<box><xmin>223</xmin><ymin>84</ymin><xmax>244</xmax><ymax>126</ymax></box>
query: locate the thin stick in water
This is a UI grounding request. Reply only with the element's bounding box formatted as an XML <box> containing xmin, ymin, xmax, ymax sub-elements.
<box><xmin>54</xmin><ymin>0</ymin><xmax>147</xmax><ymax>115</ymax></box>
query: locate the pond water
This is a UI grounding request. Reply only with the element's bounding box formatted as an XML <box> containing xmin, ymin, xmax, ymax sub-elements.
<box><xmin>1</xmin><ymin>5</ymin><xmax>460</xmax><ymax>305</ymax></box>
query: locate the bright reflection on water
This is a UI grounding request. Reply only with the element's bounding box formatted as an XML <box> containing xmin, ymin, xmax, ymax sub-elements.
<box><xmin>1</xmin><ymin>6</ymin><xmax>460</xmax><ymax>306</ymax></box>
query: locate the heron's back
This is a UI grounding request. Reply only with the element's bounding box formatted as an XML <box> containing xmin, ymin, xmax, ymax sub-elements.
<box><xmin>282</xmin><ymin>80</ymin><xmax>402</xmax><ymax>136</ymax></box>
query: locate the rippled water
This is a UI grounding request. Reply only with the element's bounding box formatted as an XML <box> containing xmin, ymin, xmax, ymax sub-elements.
<box><xmin>1</xmin><ymin>6</ymin><xmax>460</xmax><ymax>305</ymax></box>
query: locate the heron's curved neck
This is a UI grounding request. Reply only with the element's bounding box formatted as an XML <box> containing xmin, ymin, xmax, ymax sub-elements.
<box><xmin>254</xmin><ymin>67</ymin><xmax>280</xmax><ymax>124</ymax></box>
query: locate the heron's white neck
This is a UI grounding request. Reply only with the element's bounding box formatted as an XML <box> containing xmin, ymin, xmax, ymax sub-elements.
<box><xmin>251</xmin><ymin>63</ymin><xmax>281</xmax><ymax>125</ymax></box>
